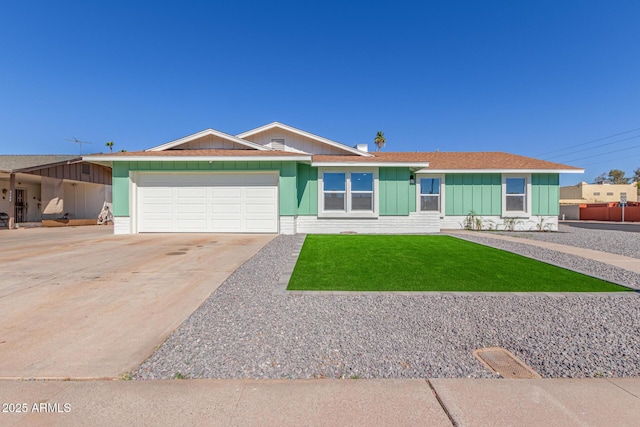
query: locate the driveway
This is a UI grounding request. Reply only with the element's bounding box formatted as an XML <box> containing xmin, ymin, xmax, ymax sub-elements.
<box><xmin>0</xmin><ymin>226</ymin><xmax>274</xmax><ymax>379</ymax></box>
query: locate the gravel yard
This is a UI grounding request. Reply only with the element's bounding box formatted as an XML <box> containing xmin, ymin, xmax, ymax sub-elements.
<box><xmin>133</xmin><ymin>232</ymin><xmax>640</xmax><ymax>380</ymax></box>
<box><xmin>498</xmin><ymin>223</ymin><xmax>640</xmax><ymax>259</ymax></box>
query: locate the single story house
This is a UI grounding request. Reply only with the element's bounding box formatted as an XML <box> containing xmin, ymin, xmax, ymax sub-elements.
<box><xmin>84</xmin><ymin>122</ymin><xmax>582</xmax><ymax>235</ymax></box>
<box><xmin>0</xmin><ymin>155</ymin><xmax>112</xmax><ymax>228</ymax></box>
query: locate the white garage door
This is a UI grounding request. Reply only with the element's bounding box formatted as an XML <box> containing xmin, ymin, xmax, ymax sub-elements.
<box><xmin>136</xmin><ymin>173</ymin><xmax>278</xmax><ymax>233</ymax></box>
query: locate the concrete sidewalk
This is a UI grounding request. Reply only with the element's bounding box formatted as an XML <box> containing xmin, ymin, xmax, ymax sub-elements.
<box><xmin>449</xmin><ymin>229</ymin><xmax>640</xmax><ymax>275</ymax></box>
<box><xmin>1</xmin><ymin>378</ymin><xmax>639</xmax><ymax>426</ymax></box>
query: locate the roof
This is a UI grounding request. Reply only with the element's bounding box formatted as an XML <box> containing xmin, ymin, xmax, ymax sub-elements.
<box><xmin>83</xmin><ymin>149</ymin><xmax>311</xmax><ymax>162</ymax></box>
<box><xmin>146</xmin><ymin>128</ymin><xmax>269</xmax><ymax>152</ymax></box>
<box><xmin>236</xmin><ymin>122</ymin><xmax>373</xmax><ymax>157</ymax></box>
<box><xmin>84</xmin><ymin>150</ymin><xmax>583</xmax><ymax>172</ymax></box>
<box><xmin>312</xmin><ymin>152</ymin><xmax>582</xmax><ymax>172</ymax></box>
<box><xmin>415</xmin><ymin>152</ymin><xmax>583</xmax><ymax>172</ymax></box>
<box><xmin>0</xmin><ymin>155</ymin><xmax>81</xmax><ymax>173</ymax></box>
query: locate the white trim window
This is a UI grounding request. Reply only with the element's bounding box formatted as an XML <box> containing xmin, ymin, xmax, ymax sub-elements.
<box><xmin>323</xmin><ymin>172</ymin><xmax>346</xmax><ymax>211</ymax></box>
<box><xmin>318</xmin><ymin>168</ymin><xmax>378</xmax><ymax>217</ymax></box>
<box><xmin>418</xmin><ymin>176</ymin><xmax>443</xmax><ymax>213</ymax></box>
<box><xmin>351</xmin><ymin>172</ymin><xmax>374</xmax><ymax>211</ymax></box>
<box><xmin>502</xmin><ymin>174</ymin><xmax>531</xmax><ymax>217</ymax></box>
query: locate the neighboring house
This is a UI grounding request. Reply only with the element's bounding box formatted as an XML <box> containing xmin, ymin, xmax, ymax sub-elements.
<box><xmin>560</xmin><ymin>181</ymin><xmax>638</xmax><ymax>205</ymax></box>
<box><xmin>0</xmin><ymin>155</ymin><xmax>112</xmax><ymax>229</ymax></box>
<box><xmin>84</xmin><ymin>122</ymin><xmax>582</xmax><ymax>235</ymax></box>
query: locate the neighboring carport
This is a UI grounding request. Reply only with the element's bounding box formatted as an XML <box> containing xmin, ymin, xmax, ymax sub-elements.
<box><xmin>0</xmin><ymin>155</ymin><xmax>112</xmax><ymax>229</ymax></box>
<box><xmin>0</xmin><ymin>226</ymin><xmax>275</xmax><ymax>379</ymax></box>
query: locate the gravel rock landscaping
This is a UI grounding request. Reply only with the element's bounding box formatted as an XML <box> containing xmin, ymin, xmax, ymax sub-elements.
<box><xmin>497</xmin><ymin>223</ymin><xmax>640</xmax><ymax>259</ymax></box>
<box><xmin>133</xmin><ymin>233</ymin><xmax>640</xmax><ymax>380</ymax></box>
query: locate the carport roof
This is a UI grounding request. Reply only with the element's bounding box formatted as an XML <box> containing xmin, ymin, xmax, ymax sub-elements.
<box><xmin>0</xmin><ymin>155</ymin><xmax>81</xmax><ymax>173</ymax></box>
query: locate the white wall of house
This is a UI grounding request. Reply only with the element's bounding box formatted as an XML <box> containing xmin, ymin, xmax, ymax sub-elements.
<box><xmin>440</xmin><ymin>215</ymin><xmax>559</xmax><ymax>231</ymax></box>
<box><xmin>0</xmin><ymin>178</ymin><xmax>42</xmax><ymax>222</ymax></box>
<box><xmin>294</xmin><ymin>213</ymin><xmax>440</xmax><ymax>234</ymax></box>
<box><xmin>63</xmin><ymin>182</ymin><xmax>112</xmax><ymax>220</ymax></box>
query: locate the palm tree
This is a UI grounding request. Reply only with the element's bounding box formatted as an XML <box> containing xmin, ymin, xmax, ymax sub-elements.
<box><xmin>374</xmin><ymin>131</ymin><xmax>386</xmax><ymax>152</ymax></box>
<box><xmin>105</xmin><ymin>141</ymin><xmax>114</xmax><ymax>153</ymax></box>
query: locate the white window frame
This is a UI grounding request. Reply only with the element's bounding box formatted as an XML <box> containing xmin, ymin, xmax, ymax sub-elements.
<box><xmin>318</xmin><ymin>167</ymin><xmax>378</xmax><ymax>218</ymax></box>
<box><xmin>502</xmin><ymin>173</ymin><xmax>531</xmax><ymax>217</ymax></box>
<box><xmin>416</xmin><ymin>174</ymin><xmax>445</xmax><ymax>216</ymax></box>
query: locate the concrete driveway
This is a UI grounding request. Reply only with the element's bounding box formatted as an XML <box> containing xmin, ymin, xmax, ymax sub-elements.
<box><xmin>0</xmin><ymin>226</ymin><xmax>274</xmax><ymax>379</ymax></box>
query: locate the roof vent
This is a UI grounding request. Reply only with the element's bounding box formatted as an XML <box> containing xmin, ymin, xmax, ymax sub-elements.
<box><xmin>270</xmin><ymin>139</ymin><xmax>286</xmax><ymax>151</ymax></box>
<box><xmin>355</xmin><ymin>143</ymin><xmax>368</xmax><ymax>153</ymax></box>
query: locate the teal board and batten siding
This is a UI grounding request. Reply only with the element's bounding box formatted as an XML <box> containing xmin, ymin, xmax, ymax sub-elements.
<box><xmin>379</xmin><ymin>168</ymin><xmax>415</xmax><ymax>215</ymax></box>
<box><xmin>445</xmin><ymin>173</ymin><xmax>501</xmax><ymax>216</ymax></box>
<box><xmin>531</xmin><ymin>173</ymin><xmax>560</xmax><ymax>215</ymax></box>
<box><xmin>111</xmin><ymin>161</ymin><xmax>298</xmax><ymax>217</ymax></box>
<box><xmin>296</xmin><ymin>163</ymin><xmax>317</xmax><ymax>215</ymax></box>
<box><xmin>444</xmin><ymin>173</ymin><xmax>560</xmax><ymax>216</ymax></box>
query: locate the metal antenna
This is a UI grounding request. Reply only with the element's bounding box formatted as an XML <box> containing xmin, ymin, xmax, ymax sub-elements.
<box><xmin>65</xmin><ymin>137</ymin><xmax>92</xmax><ymax>154</ymax></box>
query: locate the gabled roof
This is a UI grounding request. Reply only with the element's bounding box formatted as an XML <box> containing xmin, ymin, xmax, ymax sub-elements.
<box><xmin>237</xmin><ymin>122</ymin><xmax>373</xmax><ymax>157</ymax></box>
<box><xmin>146</xmin><ymin>128</ymin><xmax>269</xmax><ymax>152</ymax></box>
<box><xmin>0</xmin><ymin>155</ymin><xmax>81</xmax><ymax>173</ymax></box>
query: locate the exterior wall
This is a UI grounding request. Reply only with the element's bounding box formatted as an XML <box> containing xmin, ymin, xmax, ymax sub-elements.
<box><xmin>443</xmin><ymin>173</ymin><xmax>560</xmax><ymax>217</ymax></box>
<box><xmin>114</xmin><ymin>216</ymin><xmax>131</xmax><ymax>235</ymax></box>
<box><xmin>0</xmin><ymin>178</ymin><xmax>41</xmax><ymax>222</ymax></box>
<box><xmin>63</xmin><ymin>182</ymin><xmax>111</xmax><ymax>220</ymax></box>
<box><xmin>112</xmin><ymin>161</ymin><xmax>299</xmax><ymax>218</ymax></box>
<box><xmin>242</xmin><ymin>129</ymin><xmax>347</xmax><ymax>154</ymax></box>
<box><xmin>279</xmin><ymin>216</ymin><xmax>296</xmax><ymax>234</ymax></box>
<box><xmin>296</xmin><ymin>163</ymin><xmax>317</xmax><ymax>215</ymax></box>
<box><xmin>379</xmin><ymin>168</ymin><xmax>414</xmax><ymax>215</ymax></box>
<box><xmin>440</xmin><ymin>215</ymin><xmax>559</xmax><ymax>231</ymax></box>
<box><xmin>445</xmin><ymin>173</ymin><xmax>501</xmax><ymax>215</ymax></box>
<box><xmin>295</xmin><ymin>212</ymin><xmax>439</xmax><ymax>234</ymax></box>
<box><xmin>560</xmin><ymin>205</ymin><xmax>580</xmax><ymax>220</ymax></box>
<box><xmin>532</xmin><ymin>174</ymin><xmax>560</xmax><ymax>215</ymax></box>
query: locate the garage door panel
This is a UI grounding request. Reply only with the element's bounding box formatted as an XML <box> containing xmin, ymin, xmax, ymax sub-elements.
<box><xmin>137</xmin><ymin>173</ymin><xmax>278</xmax><ymax>233</ymax></box>
<box><xmin>177</xmin><ymin>188</ymin><xmax>207</xmax><ymax>198</ymax></box>
<box><xmin>177</xmin><ymin>203</ymin><xmax>207</xmax><ymax>214</ymax></box>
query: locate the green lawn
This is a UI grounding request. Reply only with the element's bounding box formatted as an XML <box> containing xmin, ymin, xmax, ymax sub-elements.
<box><xmin>287</xmin><ymin>235</ymin><xmax>630</xmax><ymax>292</ymax></box>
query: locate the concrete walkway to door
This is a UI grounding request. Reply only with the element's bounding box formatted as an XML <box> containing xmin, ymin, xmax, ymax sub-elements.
<box><xmin>0</xmin><ymin>226</ymin><xmax>274</xmax><ymax>379</ymax></box>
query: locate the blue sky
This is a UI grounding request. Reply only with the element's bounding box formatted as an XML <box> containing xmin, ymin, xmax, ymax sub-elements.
<box><xmin>1</xmin><ymin>1</ymin><xmax>639</xmax><ymax>185</ymax></box>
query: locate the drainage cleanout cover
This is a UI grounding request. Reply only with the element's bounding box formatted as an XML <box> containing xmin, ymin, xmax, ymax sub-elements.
<box><xmin>473</xmin><ymin>347</ymin><xmax>542</xmax><ymax>379</ymax></box>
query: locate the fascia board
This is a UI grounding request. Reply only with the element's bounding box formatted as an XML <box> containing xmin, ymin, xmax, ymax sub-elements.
<box><xmin>83</xmin><ymin>155</ymin><xmax>312</xmax><ymax>162</ymax></box>
<box><xmin>146</xmin><ymin>129</ymin><xmax>269</xmax><ymax>152</ymax></box>
<box><xmin>312</xmin><ymin>161</ymin><xmax>430</xmax><ymax>168</ymax></box>
<box><xmin>237</xmin><ymin>122</ymin><xmax>373</xmax><ymax>157</ymax></box>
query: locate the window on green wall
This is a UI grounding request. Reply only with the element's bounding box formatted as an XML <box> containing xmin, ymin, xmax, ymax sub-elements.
<box><xmin>351</xmin><ymin>172</ymin><xmax>373</xmax><ymax>210</ymax></box>
<box><xmin>506</xmin><ymin>178</ymin><xmax>526</xmax><ymax>211</ymax></box>
<box><xmin>420</xmin><ymin>178</ymin><xmax>440</xmax><ymax>211</ymax></box>
<box><xmin>319</xmin><ymin>169</ymin><xmax>378</xmax><ymax>218</ymax></box>
<box><xmin>502</xmin><ymin>174</ymin><xmax>531</xmax><ymax>217</ymax></box>
<box><xmin>417</xmin><ymin>175</ymin><xmax>444</xmax><ymax>213</ymax></box>
<box><xmin>323</xmin><ymin>173</ymin><xmax>346</xmax><ymax>211</ymax></box>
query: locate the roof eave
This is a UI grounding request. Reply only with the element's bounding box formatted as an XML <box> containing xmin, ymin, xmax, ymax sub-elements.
<box><xmin>82</xmin><ymin>155</ymin><xmax>312</xmax><ymax>162</ymax></box>
<box><xmin>312</xmin><ymin>161</ymin><xmax>430</xmax><ymax>168</ymax></box>
<box><xmin>415</xmin><ymin>168</ymin><xmax>585</xmax><ymax>174</ymax></box>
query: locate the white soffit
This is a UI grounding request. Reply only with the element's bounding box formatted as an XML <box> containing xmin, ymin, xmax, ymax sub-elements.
<box><xmin>237</xmin><ymin>122</ymin><xmax>374</xmax><ymax>157</ymax></box>
<box><xmin>146</xmin><ymin>129</ymin><xmax>269</xmax><ymax>152</ymax></box>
